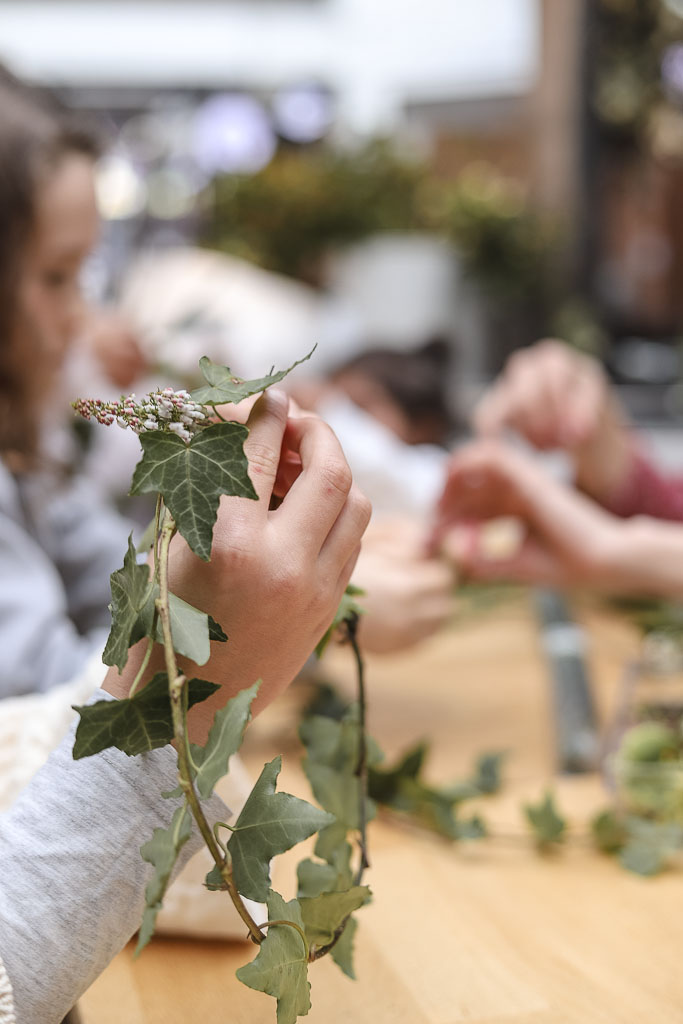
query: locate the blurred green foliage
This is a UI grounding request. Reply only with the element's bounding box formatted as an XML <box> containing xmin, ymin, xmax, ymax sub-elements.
<box><xmin>201</xmin><ymin>142</ymin><xmax>559</xmax><ymax>297</ymax></box>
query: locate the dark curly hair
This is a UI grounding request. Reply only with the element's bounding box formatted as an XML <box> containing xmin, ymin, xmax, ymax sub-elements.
<box><xmin>0</xmin><ymin>65</ymin><xmax>99</xmax><ymax>461</ymax></box>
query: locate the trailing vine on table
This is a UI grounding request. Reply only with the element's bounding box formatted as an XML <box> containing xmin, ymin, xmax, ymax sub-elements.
<box><xmin>70</xmin><ymin>353</ymin><xmax>372</xmax><ymax>1023</ymax></box>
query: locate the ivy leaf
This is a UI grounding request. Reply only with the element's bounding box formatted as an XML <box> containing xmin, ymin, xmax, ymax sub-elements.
<box><xmin>618</xmin><ymin>819</ymin><xmax>683</xmax><ymax>877</ymax></box>
<box><xmin>314</xmin><ymin>822</ymin><xmax>350</xmax><ymax>865</ymax></box>
<box><xmin>208</xmin><ymin>615</ymin><xmax>228</xmax><ymax>642</ymax></box>
<box><xmin>72</xmin><ymin>673</ymin><xmax>219</xmax><ymax>758</ymax></box>
<box><xmin>228</xmin><ymin>756</ymin><xmax>334</xmax><ymax>901</ymax></box>
<box><xmin>102</xmin><ymin>535</ymin><xmax>153</xmax><ymax>671</ymax></box>
<box><xmin>470</xmin><ymin>751</ymin><xmax>506</xmax><ymax>795</ymax></box>
<box><xmin>236</xmin><ymin>890</ymin><xmax>311</xmax><ymax>1024</ymax></box>
<box><xmin>136</xmin><ymin>587</ymin><xmax>211</xmax><ymax>665</ymax></box>
<box><xmin>296</xmin><ymin>859</ymin><xmax>339</xmax><ymax>899</ymax></box>
<box><xmin>136</xmin><ymin>516</ymin><xmax>157</xmax><ymax>554</ymax></box>
<box><xmin>591</xmin><ymin>809</ymin><xmax>628</xmax><ymax>854</ymax></box>
<box><xmin>367</xmin><ymin>742</ymin><xmax>428</xmax><ymax>804</ymax></box>
<box><xmin>191</xmin><ymin>348</ymin><xmax>315</xmax><ymax>407</ymax></box>
<box><xmin>204</xmin><ymin>862</ymin><xmax>227</xmax><ymax>891</ymax></box>
<box><xmin>330</xmin><ymin>917</ymin><xmax>357</xmax><ymax>979</ymax></box>
<box><xmin>190</xmin><ymin>680</ymin><xmax>260</xmax><ymax>799</ymax></box>
<box><xmin>297</xmin><ymin>842</ymin><xmax>353</xmax><ymax>898</ymax></box>
<box><xmin>299</xmin><ymin>885</ymin><xmax>371</xmax><ymax>949</ymax></box>
<box><xmin>136</xmin><ymin>805</ymin><xmax>192</xmax><ymax>955</ymax></box>
<box><xmin>315</xmin><ymin>584</ymin><xmax>365</xmax><ymax>658</ymax></box>
<box><xmin>300</xmin><ymin>712</ymin><xmax>379</xmax><ymax>829</ymax></box>
<box><xmin>524</xmin><ymin>790</ymin><xmax>566</xmax><ymax>849</ymax></box>
<box><xmin>130</xmin><ymin>423</ymin><xmax>257</xmax><ymax>561</ymax></box>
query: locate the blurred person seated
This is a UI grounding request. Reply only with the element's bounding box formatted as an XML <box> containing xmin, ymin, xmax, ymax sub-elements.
<box><xmin>433</xmin><ymin>439</ymin><xmax>683</xmax><ymax>600</ymax></box>
<box><xmin>292</xmin><ymin>338</ymin><xmax>460</xmax><ymax>653</ymax></box>
<box><xmin>473</xmin><ymin>338</ymin><xmax>683</xmax><ymax>522</ymax></box>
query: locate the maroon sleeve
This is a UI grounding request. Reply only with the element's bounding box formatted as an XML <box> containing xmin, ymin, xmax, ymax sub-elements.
<box><xmin>603</xmin><ymin>443</ymin><xmax>683</xmax><ymax>522</ymax></box>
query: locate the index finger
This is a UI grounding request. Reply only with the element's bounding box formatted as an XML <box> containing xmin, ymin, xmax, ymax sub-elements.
<box><xmin>272</xmin><ymin>414</ymin><xmax>352</xmax><ymax>553</ymax></box>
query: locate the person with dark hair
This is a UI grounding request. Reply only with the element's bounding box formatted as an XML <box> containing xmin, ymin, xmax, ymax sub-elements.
<box><xmin>329</xmin><ymin>336</ymin><xmax>457</xmax><ymax>448</ymax></box>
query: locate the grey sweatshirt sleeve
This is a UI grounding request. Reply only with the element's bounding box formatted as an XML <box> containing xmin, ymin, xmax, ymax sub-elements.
<box><xmin>0</xmin><ymin>510</ymin><xmax>105</xmax><ymax>697</ymax></box>
<box><xmin>0</xmin><ymin>694</ymin><xmax>228</xmax><ymax>1024</ymax></box>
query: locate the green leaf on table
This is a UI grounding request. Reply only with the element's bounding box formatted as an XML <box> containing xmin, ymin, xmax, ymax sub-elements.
<box><xmin>191</xmin><ymin>348</ymin><xmax>315</xmax><ymax>407</ymax></box>
<box><xmin>330</xmin><ymin>917</ymin><xmax>358</xmax><ymax>979</ymax></box>
<box><xmin>299</xmin><ymin>885</ymin><xmax>371</xmax><ymax>950</ymax></box>
<box><xmin>367</xmin><ymin>741</ymin><xmax>428</xmax><ymax>804</ymax></box>
<box><xmin>591</xmin><ymin>808</ymin><xmax>628</xmax><ymax>854</ymax></box>
<box><xmin>228</xmin><ymin>756</ymin><xmax>334</xmax><ymax>902</ymax></box>
<box><xmin>524</xmin><ymin>790</ymin><xmax>566</xmax><ymax>848</ymax></box>
<box><xmin>470</xmin><ymin>751</ymin><xmax>506</xmax><ymax>795</ymax></box>
<box><xmin>102</xmin><ymin>535</ymin><xmax>153</xmax><ymax>671</ymax></box>
<box><xmin>136</xmin><ymin>804</ymin><xmax>192</xmax><ymax>955</ymax></box>
<box><xmin>236</xmin><ymin>890</ymin><xmax>311</xmax><ymax>1024</ymax></box>
<box><xmin>130</xmin><ymin>422</ymin><xmax>256</xmax><ymax>561</ymax></box>
<box><xmin>190</xmin><ymin>680</ymin><xmax>260</xmax><ymax>798</ymax></box>
<box><xmin>618</xmin><ymin>818</ymin><xmax>683</xmax><ymax>877</ymax></box>
<box><xmin>315</xmin><ymin>584</ymin><xmax>365</xmax><ymax>658</ymax></box>
<box><xmin>72</xmin><ymin>672</ymin><xmax>219</xmax><ymax>758</ymax></box>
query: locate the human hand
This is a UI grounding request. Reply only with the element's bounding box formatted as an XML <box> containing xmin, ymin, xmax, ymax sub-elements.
<box><xmin>432</xmin><ymin>441</ymin><xmax>628</xmax><ymax>591</ymax></box>
<box><xmin>473</xmin><ymin>339</ymin><xmax>633</xmax><ymax>505</ymax></box>
<box><xmin>352</xmin><ymin>518</ymin><xmax>456</xmax><ymax>653</ymax></box>
<box><xmin>106</xmin><ymin>390</ymin><xmax>372</xmax><ymax>740</ymax></box>
<box><xmin>84</xmin><ymin>309</ymin><xmax>148</xmax><ymax>389</ymax></box>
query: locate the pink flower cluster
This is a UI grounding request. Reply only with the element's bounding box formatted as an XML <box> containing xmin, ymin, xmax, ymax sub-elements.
<box><xmin>73</xmin><ymin>388</ymin><xmax>209</xmax><ymax>443</ymax></box>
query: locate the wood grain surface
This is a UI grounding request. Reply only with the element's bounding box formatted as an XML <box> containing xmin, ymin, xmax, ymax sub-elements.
<box><xmin>79</xmin><ymin>595</ymin><xmax>683</xmax><ymax>1024</ymax></box>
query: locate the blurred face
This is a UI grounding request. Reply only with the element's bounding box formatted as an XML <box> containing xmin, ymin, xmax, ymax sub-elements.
<box><xmin>18</xmin><ymin>153</ymin><xmax>98</xmax><ymax>373</ymax></box>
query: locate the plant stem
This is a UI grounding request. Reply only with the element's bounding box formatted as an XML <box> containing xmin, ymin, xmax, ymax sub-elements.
<box><xmin>346</xmin><ymin>612</ymin><xmax>370</xmax><ymax>882</ymax></box>
<box><xmin>128</xmin><ymin>614</ymin><xmax>156</xmax><ymax>698</ymax></box>
<box><xmin>259</xmin><ymin>919</ymin><xmax>310</xmax><ymax>961</ymax></box>
<box><xmin>156</xmin><ymin>507</ymin><xmax>264</xmax><ymax>945</ymax></box>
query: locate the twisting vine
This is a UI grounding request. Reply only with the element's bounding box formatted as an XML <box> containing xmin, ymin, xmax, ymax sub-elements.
<box><xmin>70</xmin><ymin>353</ymin><xmax>372</xmax><ymax>1022</ymax></box>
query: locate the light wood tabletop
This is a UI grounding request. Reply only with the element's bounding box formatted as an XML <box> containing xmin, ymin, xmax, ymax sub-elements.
<box><xmin>78</xmin><ymin>594</ymin><xmax>683</xmax><ymax>1024</ymax></box>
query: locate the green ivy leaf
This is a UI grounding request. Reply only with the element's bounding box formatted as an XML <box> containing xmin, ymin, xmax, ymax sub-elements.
<box><xmin>618</xmin><ymin>818</ymin><xmax>683</xmax><ymax>877</ymax></box>
<box><xmin>297</xmin><ymin>840</ymin><xmax>353</xmax><ymax>898</ymax></box>
<box><xmin>299</xmin><ymin>885</ymin><xmax>371</xmax><ymax>950</ymax></box>
<box><xmin>236</xmin><ymin>890</ymin><xmax>311</xmax><ymax>1024</ymax></box>
<box><xmin>330</xmin><ymin>917</ymin><xmax>358</xmax><ymax>979</ymax></box>
<box><xmin>313</xmin><ymin>822</ymin><xmax>350</xmax><ymax>865</ymax></box>
<box><xmin>190</xmin><ymin>680</ymin><xmax>260</xmax><ymax>798</ymax></box>
<box><xmin>228</xmin><ymin>756</ymin><xmax>334</xmax><ymax>902</ymax></box>
<box><xmin>367</xmin><ymin>742</ymin><xmax>428</xmax><ymax>804</ymax></box>
<box><xmin>208</xmin><ymin>615</ymin><xmax>228</xmax><ymax>642</ymax></box>
<box><xmin>191</xmin><ymin>349</ymin><xmax>315</xmax><ymax>407</ymax></box>
<box><xmin>296</xmin><ymin>859</ymin><xmax>339</xmax><ymax>899</ymax></box>
<box><xmin>524</xmin><ymin>790</ymin><xmax>566</xmax><ymax>849</ymax></box>
<box><xmin>136</xmin><ymin>804</ymin><xmax>192</xmax><ymax>955</ymax></box>
<box><xmin>315</xmin><ymin>584</ymin><xmax>365</xmax><ymax>658</ymax></box>
<box><xmin>102</xmin><ymin>535</ymin><xmax>153</xmax><ymax>671</ymax></box>
<box><xmin>136</xmin><ymin>586</ymin><xmax>211</xmax><ymax>665</ymax></box>
<box><xmin>204</xmin><ymin>862</ymin><xmax>226</xmax><ymax>891</ymax></box>
<box><xmin>591</xmin><ymin>809</ymin><xmax>628</xmax><ymax>854</ymax></box>
<box><xmin>130</xmin><ymin>422</ymin><xmax>257</xmax><ymax>561</ymax></box>
<box><xmin>470</xmin><ymin>751</ymin><xmax>506</xmax><ymax>795</ymax></box>
<box><xmin>300</xmin><ymin>712</ymin><xmax>379</xmax><ymax>829</ymax></box>
<box><xmin>72</xmin><ymin>673</ymin><xmax>219</xmax><ymax>758</ymax></box>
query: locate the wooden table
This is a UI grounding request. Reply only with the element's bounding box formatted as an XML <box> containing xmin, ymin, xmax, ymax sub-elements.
<box><xmin>78</xmin><ymin>595</ymin><xmax>683</xmax><ymax>1024</ymax></box>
